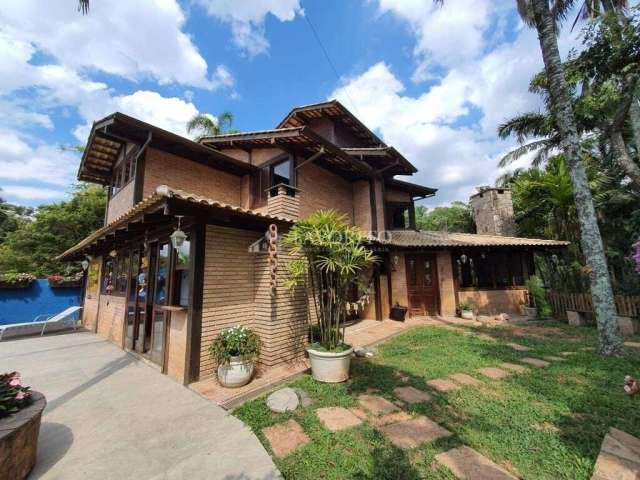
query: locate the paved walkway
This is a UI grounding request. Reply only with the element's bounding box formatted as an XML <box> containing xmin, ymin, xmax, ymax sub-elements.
<box><xmin>1</xmin><ymin>332</ymin><xmax>279</xmax><ymax>480</ymax></box>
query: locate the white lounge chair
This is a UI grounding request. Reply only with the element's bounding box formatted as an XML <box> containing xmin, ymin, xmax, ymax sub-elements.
<box><xmin>0</xmin><ymin>306</ymin><xmax>82</xmax><ymax>340</ymax></box>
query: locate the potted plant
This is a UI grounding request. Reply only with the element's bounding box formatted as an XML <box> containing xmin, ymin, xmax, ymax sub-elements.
<box><xmin>209</xmin><ymin>325</ymin><xmax>260</xmax><ymax>388</ymax></box>
<box><xmin>0</xmin><ymin>372</ymin><xmax>46</xmax><ymax>480</ymax></box>
<box><xmin>458</xmin><ymin>300</ymin><xmax>475</xmax><ymax>320</ymax></box>
<box><xmin>525</xmin><ymin>275</ymin><xmax>552</xmax><ymax>319</ymax></box>
<box><xmin>47</xmin><ymin>273</ymin><xmax>82</xmax><ymax>288</ymax></box>
<box><xmin>0</xmin><ymin>273</ymin><xmax>36</xmax><ymax>289</ymax></box>
<box><xmin>284</xmin><ymin>210</ymin><xmax>376</xmax><ymax>383</ymax></box>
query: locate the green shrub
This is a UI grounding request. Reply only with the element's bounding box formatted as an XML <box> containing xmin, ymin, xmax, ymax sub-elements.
<box><xmin>526</xmin><ymin>275</ymin><xmax>552</xmax><ymax>318</ymax></box>
<box><xmin>209</xmin><ymin>326</ymin><xmax>260</xmax><ymax>365</ymax></box>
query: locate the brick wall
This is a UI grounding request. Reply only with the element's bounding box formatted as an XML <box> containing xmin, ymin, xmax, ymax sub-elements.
<box><xmin>436</xmin><ymin>251</ymin><xmax>456</xmax><ymax>316</ymax></box>
<box><xmin>143</xmin><ymin>148</ymin><xmax>242</xmax><ymax>205</ymax></box>
<box><xmin>390</xmin><ymin>252</ymin><xmax>409</xmax><ymax>308</ymax></box>
<box><xmin>106</xmin><ymin>181</ymin><xmax>134</xmax><ymax>224</ymax></box>
<box><xmin>297</xmin><ymin>163</ymin><xmax>354</xmax><ymax>222</ymax></box>
<box><xmin>353</xmin><ymin>180</ymin><xmax>372</xmax><ymax>232</ymax></box>
<box><xmin>385</xmin><ymin>188</ymin><xmax>411</xmax><ymax>203</ymax></box>
<box><xmin>458</xmin><ymin>289</ymin><xmax>527</xmax><ymax>315</ymax></box>
<box><xmin>96</xmin><ymin>295</ymin><xmax>126</xmax><ymax>346</ymax></box>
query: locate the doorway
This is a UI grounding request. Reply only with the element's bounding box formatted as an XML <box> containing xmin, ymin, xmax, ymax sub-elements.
<box><xmin>405</xmin><ymin>253</ymin><xmax>440</xmax><ymax>317</ymax></box>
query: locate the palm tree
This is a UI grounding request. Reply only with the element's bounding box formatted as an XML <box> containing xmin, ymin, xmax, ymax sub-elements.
<box><xmin>186</xmin><ymin>112</ymin><xmax>237</xmax><ymax>140</ymax></box>
<box><xmin>78</xmin><ymin>0</ymin><xmax>89</xmax><ymax>14</ymax></box>
<box><xmin>517</xmin><ymin>0</ymin><xmax>623</xmax><ymax>355</ymax></box>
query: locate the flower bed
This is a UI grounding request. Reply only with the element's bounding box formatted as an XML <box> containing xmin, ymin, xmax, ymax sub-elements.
<box><xmin>0</xmin><ymin>373</ymin><xmax>45</xmax><ymax>480</ymax></box>
<box><xmin>0</xmin><ymin>273</ymin><xmax>36</xmax><ymax>289</ymax></box>
<box><xmin>47</xmin><ymin>274</ymin><xmax>82</xmax><ymax>288</ymax></box>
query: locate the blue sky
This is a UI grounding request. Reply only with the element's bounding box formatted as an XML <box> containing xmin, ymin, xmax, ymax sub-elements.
<box><xmin>0</xmin><ymin>0</ymin><xmax>587</xmax><ymax>208</ymax></box>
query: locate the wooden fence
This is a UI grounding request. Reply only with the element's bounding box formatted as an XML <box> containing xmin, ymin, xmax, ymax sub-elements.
<box><xmin>547</xmin><ymin>291</ymin><xmax>640</xmax><ymax>320</ymax></box>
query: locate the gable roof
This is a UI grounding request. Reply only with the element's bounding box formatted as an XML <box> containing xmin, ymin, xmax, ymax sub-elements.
<box><xmin>276</xmin><ymin>100</ymin><xmax>384</xmax><ymax>148</ymax></box>
<box><xmin>385</xmin><ymin>178</ymin><xmax>437</xmax><ymax>198</ymax></box>
<box><xmin>343</xmin><ymin>147</ymin><xmax>418</xmax><ymax>176</ymax></box>
<box><xmin>78</xmin><ymin>113</ymin><xmax>254</xmax><ymax>185</ymax></box>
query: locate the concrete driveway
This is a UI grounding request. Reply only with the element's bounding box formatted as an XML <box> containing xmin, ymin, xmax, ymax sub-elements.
<box><xmin>1</xmin><ymin>331</ymin><xmax>279</xmax><ymax>480</ymax></box>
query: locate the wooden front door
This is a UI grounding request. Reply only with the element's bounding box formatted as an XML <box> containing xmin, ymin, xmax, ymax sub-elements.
<box><xmin>406</xmin><ymin>254</ymin><xmax>440</xmax><ymax>316</ymax></box>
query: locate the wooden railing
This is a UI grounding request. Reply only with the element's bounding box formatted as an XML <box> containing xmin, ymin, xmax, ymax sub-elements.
<box><xmin>547</xmin><ymin>291</ymin><xmax>640</xmax><ymax>320</ymax></box>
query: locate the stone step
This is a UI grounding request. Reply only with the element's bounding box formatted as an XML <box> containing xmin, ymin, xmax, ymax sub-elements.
<box><xmin>435</xmin><ymin>446</ymin><xmax>518</xmax><ymax>479</ymax></box>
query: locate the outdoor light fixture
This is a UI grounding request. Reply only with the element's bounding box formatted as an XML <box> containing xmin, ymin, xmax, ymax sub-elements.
<box><xmin>81</xmin><ymin>260</ymin><xmax>90</xmax><ymax>271</ymax></box>
<box><xmin>170</xmin><ymin>215</ymin><xmax>187</xmax><ymax>249</ymax></box>
<box><xmin>109</xmin><ymin>249</ymin><xmax>117</xmax><ymax>258</ymax></box>
<box><xmin>460</xmin><ymin>253</ymin><xmax>468</xmax><ymax>264</ymax></box>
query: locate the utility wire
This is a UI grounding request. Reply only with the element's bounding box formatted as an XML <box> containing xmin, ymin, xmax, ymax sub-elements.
<box><xmin>301</xmin><ymin>1</ymin><xmax>361</xmax><ymax>116</ymax></box>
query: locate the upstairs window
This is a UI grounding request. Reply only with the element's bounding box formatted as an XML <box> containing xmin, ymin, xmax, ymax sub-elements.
<box><xmin>388</xmin><ymin>203</ymin><xmax>415</xmax><ymax>230</ymax></box>
<box><xmin>272</xmin><ymin>158</ymin><xmax>292</xmax><ymax>187</ymax></box>
<box><xmin>110</xmin><ymin>145</ymin><xmax>137</xmax><ymax>196</ymax></box>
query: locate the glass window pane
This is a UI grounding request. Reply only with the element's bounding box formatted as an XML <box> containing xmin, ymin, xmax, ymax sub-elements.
<box><xmin>272</xmin><ymin>159</ymin><xmax>291</xmax><ymax>186</ymax></box>
<box><xmin>424</xmin><ymin>259</ymin><xmax>433</xmax><ymax>287</ymax></box>
<box><xmin>102</xmin><ymin>258</ymin><xmax>114</xmax><ymax>294</ymax></box>
<box><xmin>155</xmin><ymin>243</ymin><xmax>169</xmax><ymax>306</ymax></box>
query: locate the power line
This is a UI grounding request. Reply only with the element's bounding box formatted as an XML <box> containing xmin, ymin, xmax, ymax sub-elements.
<box><xmin>301</xmin><ymin>1</ymin><xmax>361</xmax><ymax>116</ymax></box>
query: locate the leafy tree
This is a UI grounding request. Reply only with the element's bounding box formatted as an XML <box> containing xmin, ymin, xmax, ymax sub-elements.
<box><xmin>0</xmin><ymin>191</ymin><xmax>34</xmax><ymax>244</ymax></box>
<box><xmin>0</xmin><ymin>184</ymin><xmax>106</xmax><ymax>277</ymax></box>
<box><xmin>186</xmin><ymin>112</ymin><xmax>237</xmax><ymax>140</ymax></box>
<box><xmin>415</xmin><ymin>202</ymin><xmax>475</xmax><ymax>233</ymax></box>
<box><xmin>514</xmin><ymin>0</ymin><xmax>625</xmax><ymax>355</ymax></box>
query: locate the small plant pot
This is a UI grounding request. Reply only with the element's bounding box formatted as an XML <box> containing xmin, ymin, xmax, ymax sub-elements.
<box><xmin>307</xmin><ymin>346</ymin><xmax>354</xmax><ymax>383</ymax></box>
<box><xmin>217</xmin><ymin>356</ymin><xmax>255</xmax><ymax>388</ymax></box>
<box><xmin>460</xmin><ymin>309</ymin><xmax>474</xmax><ymax>320</ymax></box>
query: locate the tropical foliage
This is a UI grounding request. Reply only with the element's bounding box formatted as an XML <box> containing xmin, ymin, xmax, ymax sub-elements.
<box><xmin>186</xmin><ymin>112</ymin><xmax>237</xmax><ymax>140</ymax></box>
<box><xmin>284</xmin><ymin>211</ymin><xmax>376</xmax><ymax>351</ymax></box>
<box><xmin>415</xmin><ymin>202</ymin><xmax>475</xmax><ymax>233</ymax></box>
<box><xmin>0</xmin><ymin>184</ymin><xmax>106</xmax><ymax>277</ymax></box>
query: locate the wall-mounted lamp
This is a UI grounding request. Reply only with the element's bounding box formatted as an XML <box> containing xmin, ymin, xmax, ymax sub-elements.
<box><xmin>460</xmin><ymin>253</ymin><xmax>468</xmax><ymax>264</ymax></box>
<box><xmin>81</xmin><ymin>259</ymin><xmax>90</xmax><ymax>271</ymax></box>
<box><xmin>170</xmin><ymin>215</ymin><xmax>187</xmax><ymax>249</ymax></box>
<box><xmin>109</xmin><ymin>249</ymin><xmax>117</xmax><ymax>258</ymax></box>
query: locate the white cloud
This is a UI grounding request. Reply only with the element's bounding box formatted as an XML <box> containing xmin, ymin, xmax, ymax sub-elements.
<box><xmin>1</xmin><ymin>186</ymin><xmax>68</xmax><ymax>201</ymax></box>
<box><xmin>0</xmin><ymin>0</ymin><xmax>230</xmax><ymax>89</ymax></box>
<box><xmin>193</xmin><ymin>0</ymin><xmax>303</xmax><ymax>56</ymax></box>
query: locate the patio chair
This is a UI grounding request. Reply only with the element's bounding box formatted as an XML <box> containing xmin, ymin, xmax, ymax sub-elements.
<box><xmin>0</xmin><ymin>306</ymin><xmax>82</xmax><ymax>340</ymax></box>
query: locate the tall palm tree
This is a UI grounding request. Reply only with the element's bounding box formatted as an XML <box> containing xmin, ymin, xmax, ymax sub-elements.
<box><xmin>186</xmin><ymin>112</ymin><xmax>236</xmax><ymax>140</ymax></box>
<box><xmin>517</xmin><ymin>0</ymin><xmax>623</xmax><ymax>355</ymax></box>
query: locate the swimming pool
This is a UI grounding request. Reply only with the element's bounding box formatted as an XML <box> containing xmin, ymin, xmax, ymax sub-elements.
<box><xmin>0</xmin><ymin>279</ymin><xmax>81</xmax><ymax>325</ymax></box>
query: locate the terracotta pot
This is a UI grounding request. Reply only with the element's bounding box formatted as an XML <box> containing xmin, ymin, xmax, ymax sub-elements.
<box><xmin>217</xmin><ymin>356</ymin><xmax>255</xmax><ymax>388</ymax></box>
<box><xmin>0</xmin><ymin>391</ymin><xmax>46</xmax><ymax>480</ymax></box>
<box><xmin>307</xmin><ymin>346</ymin><xmax>354</xmax><ymax>383</ymax></box>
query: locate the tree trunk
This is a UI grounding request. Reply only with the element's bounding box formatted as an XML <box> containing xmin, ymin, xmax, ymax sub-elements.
<box><xmin>630</xmin><ymin>83</ymin><xmax>640</xmax><ymax>154</ymax></box>
<box><xmin>531</xmin><ymin>0</ymin><xmax>623</xmax><ymax>355</ymax></box>
<box><xmin>610</xmin><ymin>130</ymin><xmax>640</xmax><ymax>187</ymax></box>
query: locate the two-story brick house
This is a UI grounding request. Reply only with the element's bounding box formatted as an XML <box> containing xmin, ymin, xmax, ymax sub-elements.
<box><xmin>59</xmin><ymin>100</ymin><xmax>567</xmax><ymax>385</ymax></box>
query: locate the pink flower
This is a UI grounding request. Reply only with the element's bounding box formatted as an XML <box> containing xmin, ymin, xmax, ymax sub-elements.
<box><xmin>9</xmin><ymin>377</ymin><xmax>21</xmax><ymax>387</ymax></box>
<box><xmin>15</xmin><ymin>391</ymin><xmax>25</xmax><ymax>400</ymax></box>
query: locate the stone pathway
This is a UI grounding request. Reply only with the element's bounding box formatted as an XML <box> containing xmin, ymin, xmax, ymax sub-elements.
<box><xmin>477</xmin><ymin>367</ymin><xmax>511</xmax><ymax>380</ymax></box>
<box><xmin>543</xmin><ymin>356</ymin><xmax>565</xmax><ymax>362</ymax></box>
<box><xmin>500</xmin><ymin>362</ymin><xmax>529</xmax><ymax>373</ymax></box>
<box><xmin>378</xmin><ymin>416</ymin><xmax>452</xmax><ymax>449</ymax></box>
<box><xmin>449</xmin><ymin>373</ymin><xmax>483</xmax><ymax>386</ymax></box>
<box><xmin>506</xmin><ymin>342</ymin><xmax>531</xmax><ymax>352</ymax></box>
<box><xmin>592</xmin><ymin>427</ymin><xmax>640</xmax><ymax>480</ymax></box>
<box><xmin>427</xmin><ymin>378</ymin><xmax>462</xmax><ymax>392</ymax></box>
<box><xmin>358</xmin><ymin>394</ymin><xmax>400</xmax><ymax>415</ymax></box>
<box><xmin>520</xmin><ymin>357</ymin><xmax>551</xmax><ymax>368</ymax></box>
<box><xmin>262</xmin><ymin>419</ymin><xmax>310</xmax><ymax>458</ymax></box>
<box><xmin>316</xmin><ymin>407</ymin><xmax>363</xmax><ymax>432</ymax></box>
<box><xmin>625</xmin><ymin>341</ymin><xmax>640</xmax><ymax>349</ymax></box>
<box><xmin>435</xmin><ymin>446</ymin><xmax>518</xmax><ymax>480</ymax></box>
<box><xmin>394</xmin><ymin>386</ymin><xmax>432</xmax><ymax>404</ymax></box>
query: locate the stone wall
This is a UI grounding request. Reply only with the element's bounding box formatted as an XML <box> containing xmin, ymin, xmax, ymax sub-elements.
<box><xmin>469</xmin><ymin>188</ymin><xmax>516</xmax><ymax>236</ymax></box>
<box><xmin>458</xmin><ymin>289</ymin><xmax>527</xmax><ymax>315</ymax></box>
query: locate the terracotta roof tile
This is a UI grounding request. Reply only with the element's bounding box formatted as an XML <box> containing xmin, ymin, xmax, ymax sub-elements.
<box><xmin>373</xmin><ymin>230</ymin><xmax>569</xmax><ymax>248</ymax></box>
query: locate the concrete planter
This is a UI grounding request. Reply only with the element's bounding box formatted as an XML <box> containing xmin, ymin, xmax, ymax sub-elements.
<box><xmin>307</xmin><ymin>346</ymin><xmax>354</xmax><ymax>383</ymax></box>
<box><xmin>217</xmin><ymin>356</ymin><xmax>255</xmax><ymax>388</ymax></box>
<box><xmin>0</xmin><ymin>391</ymin><xmax>46</xmax><ymax>480</ymax></box>
<box><xmin>460</xmin><ymin>310</ymin><xmax>474</xmax><ymax>320</ymax></box>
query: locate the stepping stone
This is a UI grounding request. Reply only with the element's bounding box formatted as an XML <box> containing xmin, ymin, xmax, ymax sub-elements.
<box><xmin>394</xmin><ymin>386</ymin><xmax>432</xmax><ymax>404</ymax></box>
<box><xmin>520</xmin><ymin>357</ymin><xmax>551</xmax><ymax>368</ymax></box>
<box><xmin>449</xmin><ymin>373</ymin><xmax>483</xmax><ymax>386</ymax></box>
<box><xmin>316</xmin><ymin>407</ymin><xmax>363</xmax><ymax>432</ymax></box>
<box><xmin>500</xmin><ymin>363</ymin><xmax>529</xmax><ymax>374</ymax></box>
<box><xmin>624</xmin><ymin>342</ymin><xmax>640</xmax><ymax>349</ymax></box>
<box><xmin>477</xmin><ymin>334</ymin><xmax>497</xmax><ymax>342</ymax></box>
<box><xmin>262</xmin><ymin>419</ymin><xmax>310</xmax><ymax>458</ymax></box>
<box><xmin>560</xmin><ymin>351</ymin><xmax>576</xmax><ymax>356</ymax></box>
<box><xmin>378</xmin><ymin>415</ymin><xmax>452</xmax><ymax>449</ymax></box>
<box><xmin>543</xmin><ymin>356</ymin><xmax>565</xmax><ymax>362</ymax></box>
<box><xmin>393</xmin><ymin>371</ymin><xmax>410</xmax><ymax>383</ymax></box>
<box><xmin>477</xmin><ymin>367</ymin><xmax>510</xmax><ymax>380</ymax></box>
<box><xmin>592</xmin><ymin>427</ymin><xmax>640</xmax><ymax>480</ymax></box>
<box><xmin>580</xmin><ymin>347</ymin><xmax>596</xmax><ymax>352</ymax></box>
<box><xmin>266</xmin><ymin>387</ymin><xmax>299</xmax><ymax>413</ymax></box>
<box><xmin>294</xmin><ymin>388</ymin><xmax>313</xmax><ymax>408</ymax></box>
<box><xmin>369</xmin><ymin>411</ymin><xmax>413</xmax><ymax>427</ymax></box>
<box><xmin>348</xmin><ymin>407</ymin><xmax>368</xmax><ymax>420</ymax></box>
<box><xmin>427</xmin><ymin>378</ymin><xmax>461</xmax><ymax>392</ymax></box>
<box><xmin>435</xmin><ymin>446</ymin><xmax>517</xmax><ymax>479</ymax></box>
<box><xmin>358</xmin><ymin>394</ymin><xmax>399</xmax><ymax>416</ymax></box>
<box><xmin>506</xmin><ymin>342</ymin><xmax>531</xmax><ymax>352</ymax></box>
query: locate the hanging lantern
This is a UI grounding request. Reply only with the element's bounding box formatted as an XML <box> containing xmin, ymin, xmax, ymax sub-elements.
<box><xmin>460</xmin><ymin>253</ymin><xmax>468</xmax><ymax>264</ymax></box>
<box><xmin>109</xmin><ymin>249</ymin><xmax>117</xmax><ymax>258</ymax></box>
<box><xmin>170</xmin><ymin>215</ymin><xmax>187</xmax><ymax>249</ymax></box>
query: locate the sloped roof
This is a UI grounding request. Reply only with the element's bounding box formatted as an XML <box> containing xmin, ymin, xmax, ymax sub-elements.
<box><xmin>57</xmin><ymin>185</ymin><xmax>293</xmax><ymax>260</ymax></box>
<box><xmin>343</xmin><ymin>147</ymin><xmax>417</xmax><ymax>176</ymax></box>
<box><xmin>374</xmin><ymin>230</ymin><xmax>569</xmax><ymax>249</ymax></box>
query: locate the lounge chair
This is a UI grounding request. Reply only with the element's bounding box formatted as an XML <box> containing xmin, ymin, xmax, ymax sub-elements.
<box><xmin>0</xmin><ymin>306</ymin><xmax>82</xmax><ymax>340</ymax></box>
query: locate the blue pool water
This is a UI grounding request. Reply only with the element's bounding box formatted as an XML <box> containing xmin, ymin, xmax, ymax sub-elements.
<box><xmin>0</xmin><ymin>279</ymin><xmax>81</xmax><ymax>325</ymax></box>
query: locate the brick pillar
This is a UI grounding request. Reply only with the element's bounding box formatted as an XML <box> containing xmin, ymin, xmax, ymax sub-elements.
<box><xmin>267</xmin><ymin>185</ymin><xmax>300</xmax><ymax>220</ymax></box>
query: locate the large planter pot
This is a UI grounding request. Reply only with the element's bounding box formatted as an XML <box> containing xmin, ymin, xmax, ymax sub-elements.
<box><xmin>307</xmin><ymin>346</ymin><xmax>354</xmax><ymax>383</ymax></box>
<box><xmin>460</xmin><ymin>309</ymin><xmax>474</xmax><ymax>320</ymax></box>
<box><xmin>217</xmin><ymin>356</ymin><xmax>255</xmax><ymax>388</ymax></box>
<box><xmin>0</xmin><ymin>391</ymin><xmax>46</xmax><ymax>480</ymax></box>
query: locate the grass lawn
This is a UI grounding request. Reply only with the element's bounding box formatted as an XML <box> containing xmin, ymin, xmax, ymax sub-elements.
<box><xmin>234</xmin><ymin>322</ymin><xmax>640</xmax><ymax>479</ymax></box>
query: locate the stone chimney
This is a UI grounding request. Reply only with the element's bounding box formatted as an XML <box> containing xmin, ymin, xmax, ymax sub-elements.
<box><xmin>469</xmin><ymin>187</ymin><xmax>516</xmax><ymax>236</ymax></box>
<box><xmin>267</xmin><ymin>184</ymin><xmax>300</xmax><ymax>220</ymax></box>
